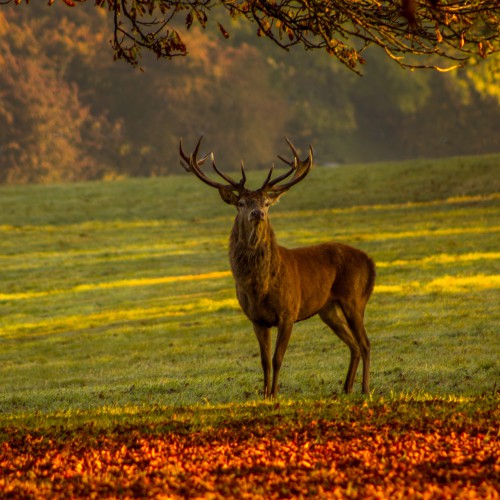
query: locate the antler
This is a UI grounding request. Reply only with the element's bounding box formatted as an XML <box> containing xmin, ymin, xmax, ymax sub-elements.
<box><xmin>179</xmin><ymin>136</ymin><xmax>247</xmax><ymax>192</ymax></box>
<box><xmin>260</xmin><ymin>137</ymin><xmax>313</xmax><ymax>193</ymax></box>
<box><xmin>180</xmin><ymin>136</ymin><xmax>311</xmax><ymax>195</ymax></box>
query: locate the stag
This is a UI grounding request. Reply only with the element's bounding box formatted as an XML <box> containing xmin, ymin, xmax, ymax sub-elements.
<box><xmin>180</xmin><ymin>137</ymin><xmax>376</xmax><ymax>398</ymax></box>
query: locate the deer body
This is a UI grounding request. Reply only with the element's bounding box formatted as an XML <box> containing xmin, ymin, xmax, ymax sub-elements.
<box><xmin>180</xmin><ymin>138</ymin><xmax>375</xmax><ymax>398</ymax></box>
<box><xmin>231</xmin><ymin>238</ymin><xmax>372</xmax><ymax>327</ymax></box>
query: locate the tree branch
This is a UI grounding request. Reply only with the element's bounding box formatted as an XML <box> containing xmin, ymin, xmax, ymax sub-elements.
<box><xmin>2</xmin><ymin>0</ymin><xmax>499</xmax><ymax>71</ymax></box>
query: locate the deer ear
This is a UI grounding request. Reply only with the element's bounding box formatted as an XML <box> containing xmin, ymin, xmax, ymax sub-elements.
<box><xmin>218</xmin><ymin>186</ymin><xmax>239</xmax><ymax>205</ymax></box>
<box><xmin>268</xmin><ymin>190</ymin><xmax>286</xmax><ymax>205</ymax></box>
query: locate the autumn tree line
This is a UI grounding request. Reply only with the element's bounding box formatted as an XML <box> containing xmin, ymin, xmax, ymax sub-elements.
<box><xmin>0</xmin><ymin>3</ymin><xmax>499</xmax><ymax>184</ymax></box>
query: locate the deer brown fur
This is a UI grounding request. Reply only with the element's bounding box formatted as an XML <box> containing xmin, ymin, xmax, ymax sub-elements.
<box><xmin>180</xmin><ymin>137</ymin><xmax>376</xmax><ymax>398</ymax></box>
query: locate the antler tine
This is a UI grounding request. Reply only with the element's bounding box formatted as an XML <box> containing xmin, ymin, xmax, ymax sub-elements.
<box><xmin>267</xmin><ymin>161</ymin><xmax>295</xmax><ymax>187</ymax></box>
<box><xmin>179</xmin><ymin>137</ymin><xmax>226</xmax><ymax>190</ymax></box>
<box><xmin>275</xmin><ymin>137</ymin><xmax>301</xmax><ymax>167</ymax></box>
<box><xmin>240</xmin><ymin>161</ymin><xmax>247</xmax><ymax>188</ymax></box>
<box><xmin>179</xmin><ymin>137</ymin><xmax>194</xmax><ymax>172</ymax></box>
<box><xmin>211</xmin><ymin>154</ymin><xmax>246</xmax><ymax>190</ymax></box>
<box><xmin>180</xmin><ymin>136</ymin><xmax>209</xmax><ymax>168</ymax></box>
<box><xmin>259</xmin><ymin>164</ymin><xmax>275</xmax><ymax>190</ymax></box>
<box><xmin>179</xmin><ymin>137</ymin><xmax>247</xmax><ymax>192</ymax></box>
<box><xmin>285</xmin><ymin>136</ymin><xmax>300</xmax><ymax>166</ymax></box>
<box><xmin>266</xmin><ymin>141</ymin><xmax>313</xmax><ymax>194</ymax></box>
<box><xmin>265</xmin><ymin>137</ymin><xmax>305</xmax><ymax>187</ymax></box>
<box><xmin>276</xmin><ymin>154</ymin><xmax>293</xmax><ymax>167</ymax></box>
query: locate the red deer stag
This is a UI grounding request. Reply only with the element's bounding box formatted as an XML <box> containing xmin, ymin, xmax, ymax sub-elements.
<box><xmin>179</xmin><ymin>137</ymin><xmax>376</xmax><ymax>398</ymax></box>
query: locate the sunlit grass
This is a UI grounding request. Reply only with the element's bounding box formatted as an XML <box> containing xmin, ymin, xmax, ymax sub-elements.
<box><xmin>425</xmin><ymin>274</ymin><xmax>500</xmax><ymax>292</ymax></box>
<box><xmin>375</xmin><ymin>273</ymin><xmax>500</xmax><ymax>293</ymax></box>
<box><xmin>377</xmin><ymin>251</ymin><xmax>500</xmax><ymax>267</ymax></box>
<box><xmin>0</xmin><ymin>271</ymin><xmax>233</xmax><ymax>301</ymax></box>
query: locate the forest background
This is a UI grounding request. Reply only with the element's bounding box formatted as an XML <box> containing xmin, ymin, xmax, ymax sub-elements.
<box><xmin>0</xmin><ymin>3</ymin><xmax>499</xmax><ymax>185</ymax></box>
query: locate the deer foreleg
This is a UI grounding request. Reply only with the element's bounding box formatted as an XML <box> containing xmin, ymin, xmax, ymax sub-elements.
<box><xmin>271</xmin><ymin>322</ymin><xmax>293</xmax><ymax>398</ymax></box>
<box><xmin>253</xmin><ymin>324</ymin><xmax>272</xmax><ymax>398</ymax></box>
<box><xmin>344</xmin><ymin>349</ymin><xmax>361</xmax><ymax>394</ymax></box>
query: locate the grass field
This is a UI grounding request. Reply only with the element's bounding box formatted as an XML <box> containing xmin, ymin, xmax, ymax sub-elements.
<box><xmin>0</xmin><ymin>153</ymin><xmax>499</xmax><ymax>497</ymax></box>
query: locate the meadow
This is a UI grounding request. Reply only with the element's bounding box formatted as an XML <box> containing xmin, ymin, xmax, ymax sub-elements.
<box><xmin>0</xmin><ymin>153</ymin><xmax>499</xmax><ymax>497</ymax></box>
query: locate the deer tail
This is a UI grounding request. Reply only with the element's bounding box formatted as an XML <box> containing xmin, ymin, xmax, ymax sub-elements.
<box><xmin>364</xmin><ymin>256</ymin><xmax>376</xmax><ymax>299</ymax></box>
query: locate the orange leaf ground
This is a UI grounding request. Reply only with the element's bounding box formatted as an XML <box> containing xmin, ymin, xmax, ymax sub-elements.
<box><xmin>1</xmin><ymin>406</ymin><xmax>499</xmax><ymax>499</ymax></box>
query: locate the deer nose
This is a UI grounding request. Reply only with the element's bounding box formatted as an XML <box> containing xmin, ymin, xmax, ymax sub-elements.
<box><xmin>250</xmin><ymin>209</ymin><xmax>265</xmax><ymax>221</ymax></box>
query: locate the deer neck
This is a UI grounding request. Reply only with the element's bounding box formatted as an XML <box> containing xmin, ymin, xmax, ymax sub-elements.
<box><xmin>229</xmin><ymin>216</ymin><xmax>280</xmax><ymax>295</ymax></box>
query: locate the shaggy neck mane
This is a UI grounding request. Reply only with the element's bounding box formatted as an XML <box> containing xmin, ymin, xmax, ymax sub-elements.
<box><xmin>229</xmin><ymin>216</ymin><xmax>281</xmax><ymax>297</ymax></box>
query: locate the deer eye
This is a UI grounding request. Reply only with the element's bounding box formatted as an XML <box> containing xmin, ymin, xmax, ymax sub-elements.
<box><xmin>237</xmin><ymin>199</ymin><xmax>245</xmax><ymax>207</ymax></box>
<box><xmin>264</xmin><ymin>200</ymin><xmax>271</xmax><ymax>208</ymax></box>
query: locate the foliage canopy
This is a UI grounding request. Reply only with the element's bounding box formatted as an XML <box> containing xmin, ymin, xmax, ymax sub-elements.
<box><xmin>3</xmin><ymin>0</ymin><xmax>500</xmax><ymax>72</ymax></box>
<box><xmin>0</xmin><ymin>4</ymin><xmax>499</xmax><ymax>183</ymax></box>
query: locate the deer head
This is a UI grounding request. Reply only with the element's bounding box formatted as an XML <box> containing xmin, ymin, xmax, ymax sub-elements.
<box><xmin>179</xmin><ymin>137</ymin><xmax>313</xmax><ymax>225</ymax></box>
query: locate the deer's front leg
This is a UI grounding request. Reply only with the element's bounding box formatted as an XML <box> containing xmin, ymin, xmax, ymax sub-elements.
<box><xmin>253</xmin><ymin>324</ymin><xmax>272</xmax><ymax>398</ymax></box>
<box><xmin>271</xmin><ymin>321</ymin><xmax>293</xmax><ymax>398</ymax></box>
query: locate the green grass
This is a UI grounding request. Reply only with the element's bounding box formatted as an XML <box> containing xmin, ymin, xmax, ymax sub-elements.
<box><xmin>0</xmin><ymin>153</ymin><xmax>499</xmax><ymax>428</ymax></box>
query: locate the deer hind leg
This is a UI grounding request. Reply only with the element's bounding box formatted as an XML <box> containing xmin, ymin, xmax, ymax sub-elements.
<box><xmin>253</xmin><ymin>324</ymin><xmax>272</xmax><ymax>398</ymax></box>
<box><xmin>347</xmin><ymin>310</ymin><xmax>371</xmax><ymax>394</ymax></box>
<box><xmin>319</xmin><ymin>302</ymin><xmax>368</xmax><ymax>394</ymax></box>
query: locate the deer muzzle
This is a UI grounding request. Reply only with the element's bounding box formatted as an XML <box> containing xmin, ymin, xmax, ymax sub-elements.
<box><xmin>249</xmin><ymin>209</ymin><xmax>266</xmax><ymax>222</ymax></box>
